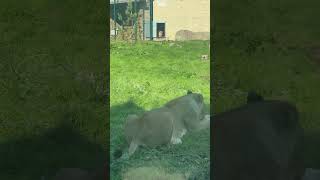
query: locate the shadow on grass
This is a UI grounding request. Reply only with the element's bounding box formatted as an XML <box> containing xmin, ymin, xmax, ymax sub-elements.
<box><xmin>304</xmin><ymin>130</ymin><xmax>320</xmax><ymax>169</ymax></box>
<box><xmin>0</xmin><ymin>122</ymin><xmax>107</xmax><ymax>180</ymax></box>
<box><xmin>110</xmin><ymin>99</ymin><xmax>146</xmax><ymax>121</ymax></box>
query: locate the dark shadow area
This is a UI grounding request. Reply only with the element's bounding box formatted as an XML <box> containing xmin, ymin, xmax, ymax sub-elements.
<box><xmin>110</xmin><ymin>99</ymin><xmax>146</xmax><ymax>120</ymax></box>
<box><xmin>304</xmin><ymin>130</ymin><xmax>320</xmax><ymax>169</ymax></box>
<box><xmin>0</xmin><ymin>122</ymin><xmax>107</xmax><ymax>180</ymax></box>
<box><xmin>0</xmin><ymin>0</ymin><xmax>108</xmax><ymax>179</ymax></box>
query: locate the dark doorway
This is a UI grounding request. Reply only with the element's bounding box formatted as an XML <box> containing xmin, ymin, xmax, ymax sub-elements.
<box><xmin>156</xmin><ymin>23</ymin><xmax>165</xmax><ymax>38</ymax></box>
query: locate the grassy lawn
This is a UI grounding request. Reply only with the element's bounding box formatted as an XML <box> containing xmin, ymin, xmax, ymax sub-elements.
<box><xmin>110</xmin><ymin>41</ymin><xmax>210</xmax><ymax>179</ymax></box>
<box><xmin>0</xmin><ymin>0</ymin><xmax>107</xmax><ymax>179</ymax></box>
<box><xmin>214</xmin><ymin>0</ymin><xmax>320</xmax><ymax>169</ymax></box>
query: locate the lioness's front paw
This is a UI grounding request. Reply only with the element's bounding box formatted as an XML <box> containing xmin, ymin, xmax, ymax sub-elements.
<box><xmin>171</xmin><ymin>138</ymin><xmax>182</xmax><ymax>144</ymax></box>
<box><xmin>120</xmin><ymin>153</ymin><xmax>130</xmax><ymax>160</ymax></box>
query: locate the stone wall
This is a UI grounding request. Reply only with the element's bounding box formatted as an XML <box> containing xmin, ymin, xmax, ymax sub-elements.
<box><xmin>175</xmin><ymin>30</ymin><xmax>210</xmax><ymax>41</ymax></box>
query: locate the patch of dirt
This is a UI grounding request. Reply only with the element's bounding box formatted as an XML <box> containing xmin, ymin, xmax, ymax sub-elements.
<box><xmin>200</xmin><ymin>75</ymin><xmax>210</xmax><ymax>82</ymax></box>
<box><xmin>122</xmin><ymin>166</ymin><xmax>188</xmax><ymax>180</ymax></box>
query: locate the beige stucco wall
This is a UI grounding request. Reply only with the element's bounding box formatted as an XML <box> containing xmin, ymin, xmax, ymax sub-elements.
<box><xmin>153</xmin><ymin>0</ymin><xmax>210</xmax><ymax>40</ymax></box>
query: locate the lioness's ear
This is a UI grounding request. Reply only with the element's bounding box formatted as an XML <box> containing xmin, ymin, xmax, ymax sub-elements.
<box><xmin>193</xmin><ymin>93</ymin><xmax>204</xmax><ymax>104</ymax></box>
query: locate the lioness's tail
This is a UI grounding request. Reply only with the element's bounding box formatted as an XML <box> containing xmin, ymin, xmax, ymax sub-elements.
<box><xmin>113</xmin><ymin>142</ymin><xmax>127</xmax><ymax>160</ymax></box>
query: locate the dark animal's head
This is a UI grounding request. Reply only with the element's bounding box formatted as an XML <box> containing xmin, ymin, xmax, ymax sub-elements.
<box><xmin>187</xmin><ymin>90</ymin><xmax>193</xmax><ymax>94</ymax></box>
<box><xmin>247</xmin><ymin>91</ymin><xmax>264</xmax><ymax>103</ymax></box>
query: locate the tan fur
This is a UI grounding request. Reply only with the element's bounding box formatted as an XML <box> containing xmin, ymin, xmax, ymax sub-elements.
<box><xmin>123</xmin><ymin>93</ymin><xmax>209</xmax><ymax>157</ymax></box>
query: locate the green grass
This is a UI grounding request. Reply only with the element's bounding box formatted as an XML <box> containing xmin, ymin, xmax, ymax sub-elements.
<box><xmin>0</xmin><ymin>0</ymin><xmax>107</xmax><ymax>179</ymax></box>
<box><xmin>214</xmin><ymin>0</ymin><xmax>320</xmax><ymax>169</ymax></box>
<box><xmin>110</xmin><ymin>41</ymin><xmax>210</xmax><ymax>179</ymax></box>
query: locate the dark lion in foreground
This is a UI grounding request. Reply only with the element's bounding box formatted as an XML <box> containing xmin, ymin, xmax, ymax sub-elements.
<box><xmin>212</xmin><ymin>91</ymin><xmax>305</xmax><ymax>180</ymax></box>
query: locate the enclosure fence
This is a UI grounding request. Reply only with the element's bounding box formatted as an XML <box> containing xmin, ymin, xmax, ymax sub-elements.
<box><xmin>110</xmin><ymin>0</ymin><xmax>154</xmax><ymax>42</ymax></box>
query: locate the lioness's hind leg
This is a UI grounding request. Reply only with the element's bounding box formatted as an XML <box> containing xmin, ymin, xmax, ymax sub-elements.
<box><xmin>128</xmin><ymin>141</ymin><xmax>139</xmax><ymax>157</ymax></box>
<box><xmin>170</xmin><ymin>136</ymin><xmax>182</xmax><ymax>144</ymax></box>
<box><xmin>170</xmin><ymin>126</ymin><xmax>186</xmax><ymax>145</ymax></box>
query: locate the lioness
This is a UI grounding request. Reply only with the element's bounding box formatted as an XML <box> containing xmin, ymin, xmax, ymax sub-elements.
<box><xmin>115</xmin><ymin>91</ymin><xmax>210</xmax><ymax>158</ymax></box>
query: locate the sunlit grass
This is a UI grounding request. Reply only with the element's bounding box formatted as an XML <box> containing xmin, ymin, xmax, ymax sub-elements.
<box><xmin>110</xmin><ymin>41</ymin><xmax>210</xmax><ymax>180</ymax></box>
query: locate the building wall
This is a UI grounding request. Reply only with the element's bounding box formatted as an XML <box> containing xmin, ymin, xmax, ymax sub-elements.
<box><xmin>153</xmin><ymin>0</ymin><xmax>210</xmax><ymax>40</ymax></box>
